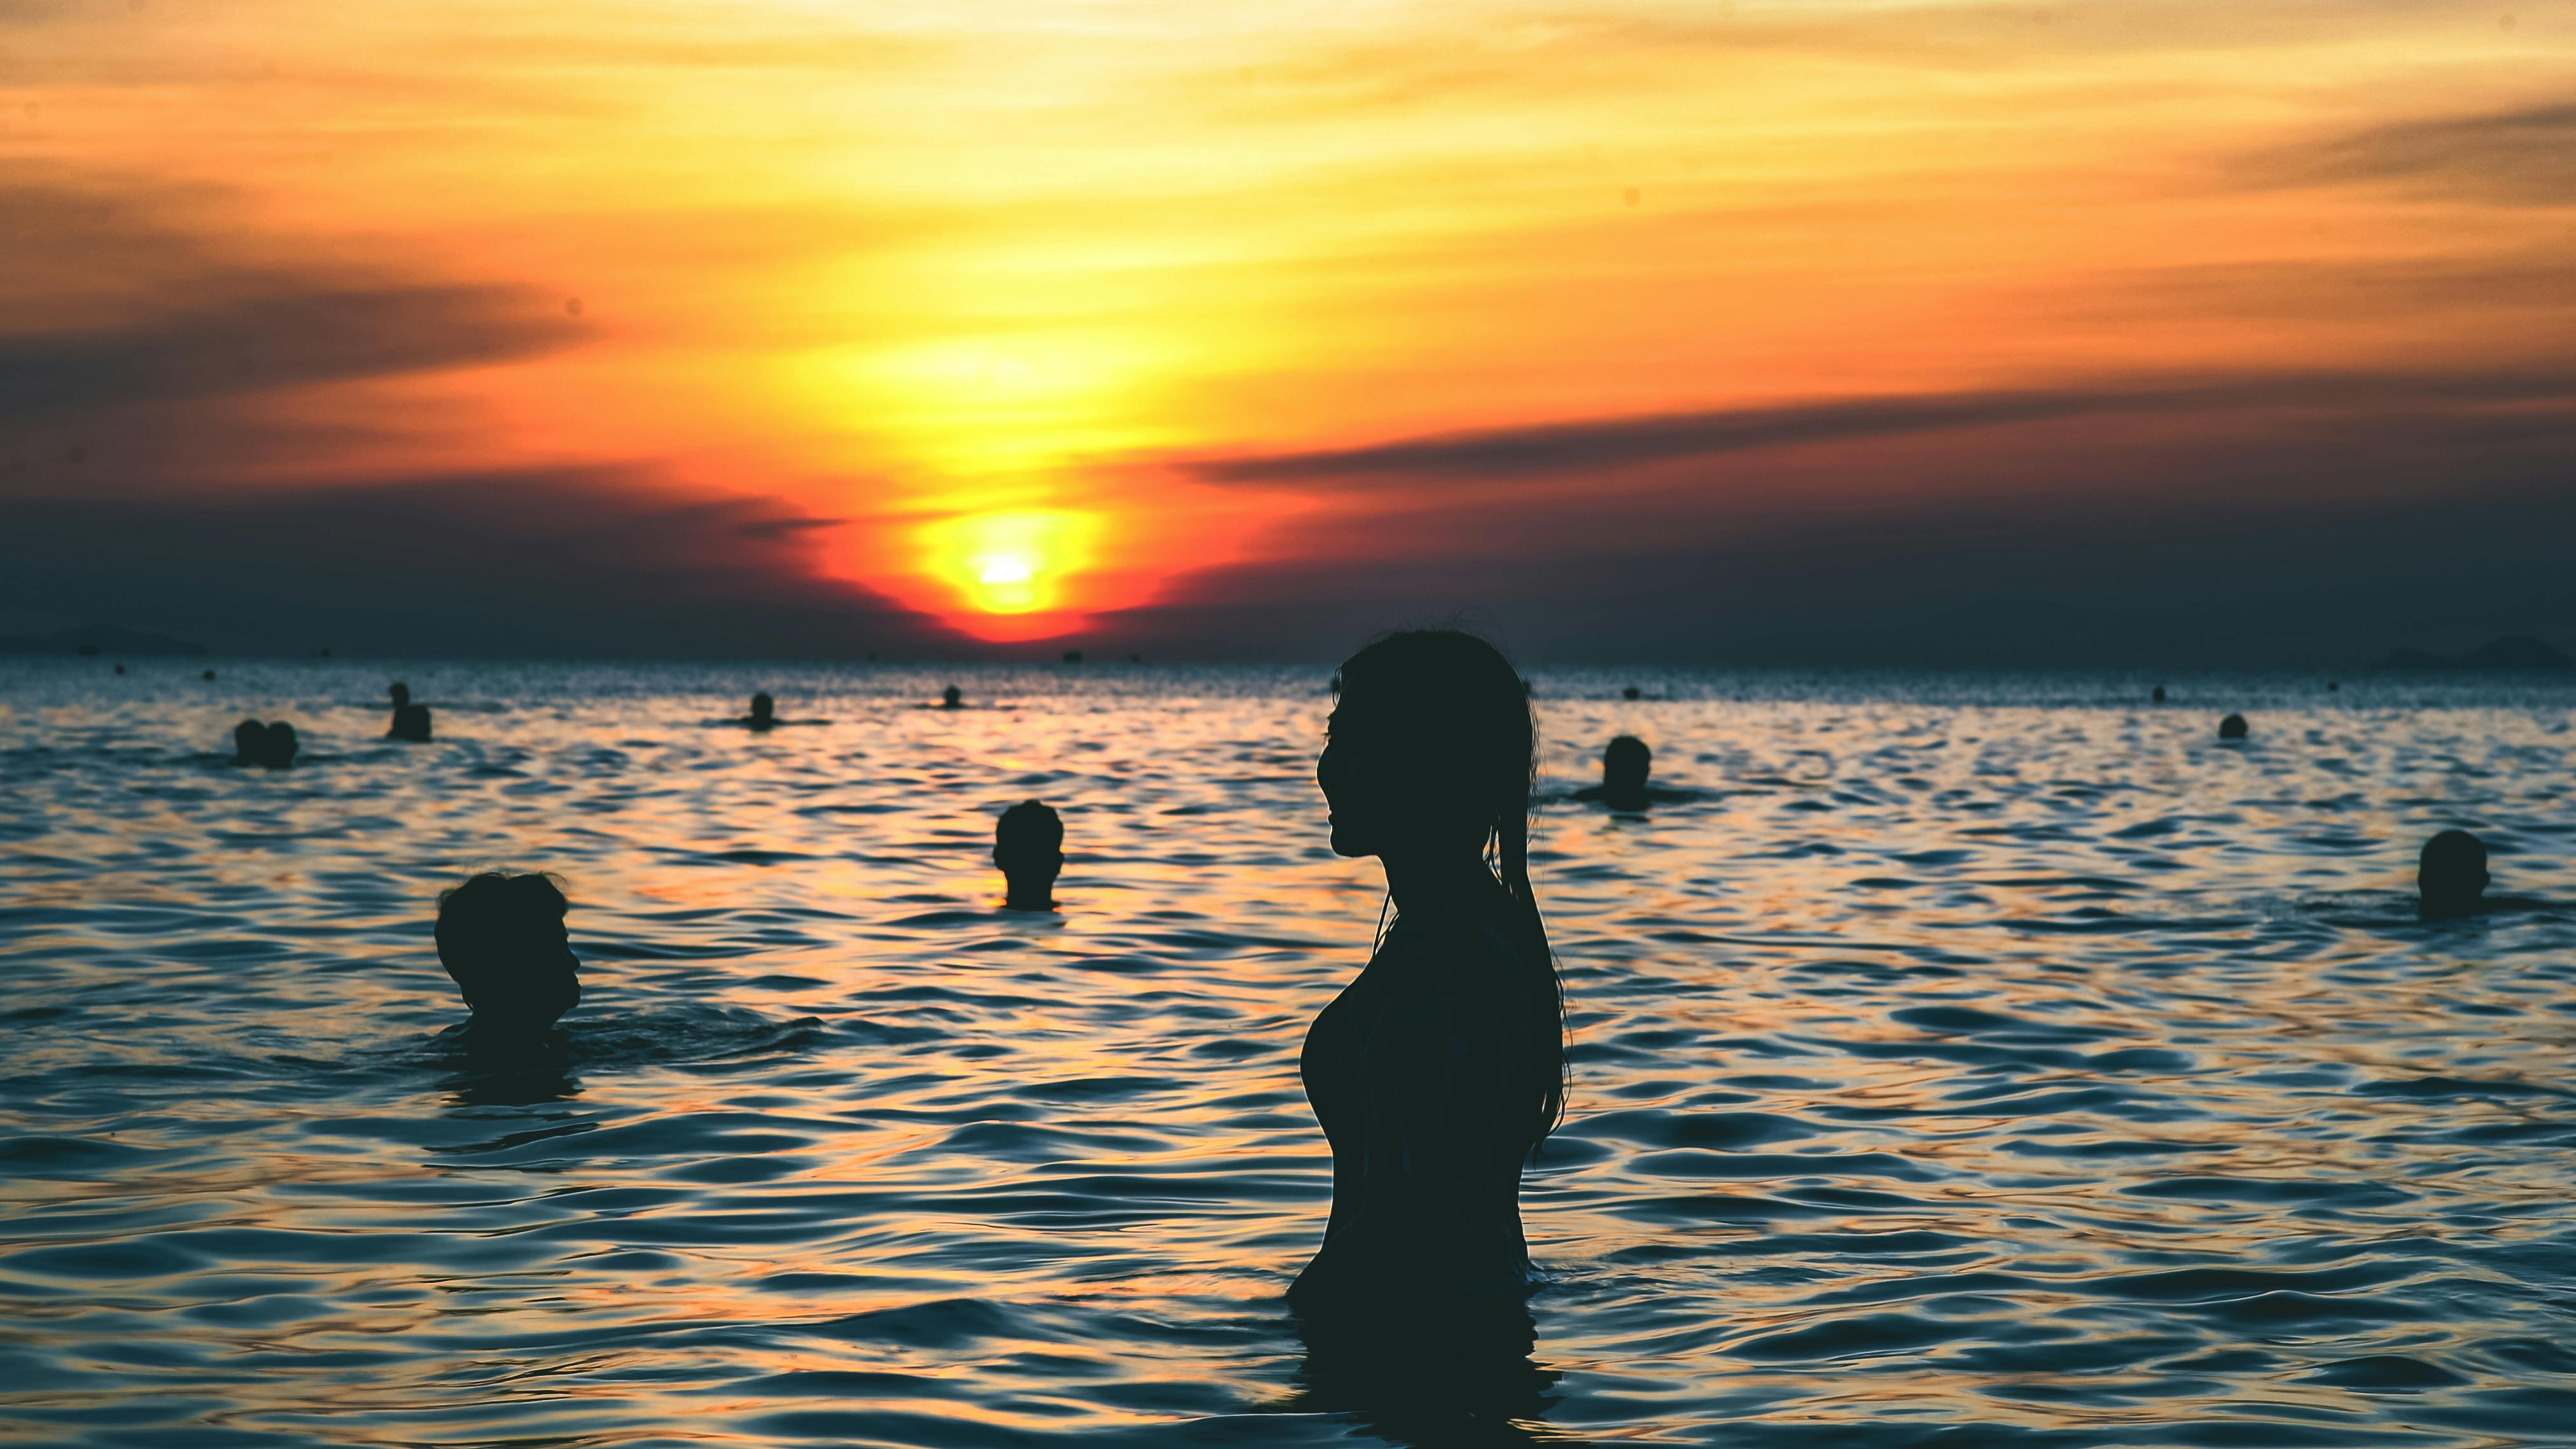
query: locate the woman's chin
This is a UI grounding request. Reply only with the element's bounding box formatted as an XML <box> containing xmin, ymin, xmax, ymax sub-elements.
<box><xmin>1327</xmin><ymin>824</ymin><xmax>1372</xmax><ymax>859</ymax></box>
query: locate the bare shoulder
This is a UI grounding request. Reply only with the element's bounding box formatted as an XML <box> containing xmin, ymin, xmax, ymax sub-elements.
<box><xmin>1385</xmin><ymin>905</ymin><xmax>1542</xmax><ymax>1022</ymax></box>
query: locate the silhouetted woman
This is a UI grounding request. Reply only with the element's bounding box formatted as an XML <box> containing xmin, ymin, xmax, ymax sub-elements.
<box><xmin>1293</xmin><ymin>630</ymin><xmax>1567</xmax><ymax>1310</ymax></box>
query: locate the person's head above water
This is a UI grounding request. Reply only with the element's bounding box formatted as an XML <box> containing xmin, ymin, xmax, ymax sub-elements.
<box><xmin>2418</xmin><ymin>830</ymin><xmax>2491</xmax><ymax>919</ymax></box>
<box><xmin>388</xmin><ymin>688</ymin><xmax>433</xmax><ymax>741</ymax></box>
<box><xmin>259</xmin><ymin>721</ymin><xmax>299</xmax><ymax>769</ymax></box>
<box><xmin>1322</xmin><ymin>630</ymin><xmax>1537</xmax><ymax>868</ymax></box>
<box><xmin>1601</xmin><ymin>735</ymin><xmax>1651</xmax><ymax>803</ymax></box>
<box><xmin>233</xmin><ymin>719</ymin><xmax>267</xmax><ymax>765</ymax></box>
<box><xmin>994</xmin><ymin>799</ymin><xmax>1064</xmax><ymax>911</ymax></box>
<box><xmin>941</xmin><ymin>684</ymin><xmax>963</xmax><ymax>709</ymax></box>
<box><xmin>748</xmin><ymin>691</ymin><xmax>776</xmax><ymax>727</ymax></box>
<box><xmin>433</xmin><ymin>871</ymin><xmax>580</xmax><ymax>1036</ymax></box>
<box><xmin>2218</xmin><ymin>712</ymin><xmax>2248</xmax><ymax>740</ymax></box>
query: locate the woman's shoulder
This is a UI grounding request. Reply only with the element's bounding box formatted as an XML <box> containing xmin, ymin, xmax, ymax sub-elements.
<box><xmin>1382</xmin><ymin>902</ymin><xmax>1542</xmax><ymax>1012</ymax></box>
<box><xmin>1385</xmin><ymin>899</ymin><xmax>1524</xmax><ymax>960</ymax></box>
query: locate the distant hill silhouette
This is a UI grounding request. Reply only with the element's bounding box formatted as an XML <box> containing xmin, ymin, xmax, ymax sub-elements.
<box><xmin>0</xmin><ymin>625</ymin><xmax>209</xmax><ymax>656</ymax></box>
<box><xmin>2374</xmin><ymin>635</ymin><xmax>2573</xmax><ymax>672</ymax></box>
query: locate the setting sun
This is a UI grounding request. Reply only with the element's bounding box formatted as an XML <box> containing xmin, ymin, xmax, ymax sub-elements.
<box><xmin>916</xmin><ymin>509</ymin><xmax>1101</xmax><ymax>633</ymax></box>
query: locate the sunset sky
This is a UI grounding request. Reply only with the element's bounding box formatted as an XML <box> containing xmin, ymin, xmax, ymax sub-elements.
<box><xmin>4</xmin><ymin>0</ymin><xmax>2573</xmax><ymax>662</ymax></box>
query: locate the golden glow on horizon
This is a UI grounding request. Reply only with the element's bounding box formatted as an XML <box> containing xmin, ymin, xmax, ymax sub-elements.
<box><xmin>5</xmin><ymin>0</ymin><xmax>2573</xmax><ymax>639</ymax></box>
<box><xmin>917</xmin><ymin>508</ymin><xmax>1101</xmax><ymax>632</ymax></box>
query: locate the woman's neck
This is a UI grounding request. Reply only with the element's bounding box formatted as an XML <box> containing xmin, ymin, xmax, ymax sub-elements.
<box><xmin>1381</xmin><ymin>849</ymin><xmax>1496</xmax><ymax>916</ymax></box>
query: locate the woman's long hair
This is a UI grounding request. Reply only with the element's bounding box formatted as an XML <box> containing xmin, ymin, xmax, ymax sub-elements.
<box><xmin>1331</xmin><ymin>629</ymin><xmax>1567</xmax><ymax>1152</ymax></box>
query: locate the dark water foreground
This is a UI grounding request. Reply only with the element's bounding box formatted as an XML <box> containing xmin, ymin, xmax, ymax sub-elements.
<box><xmin>4</xmin><ymin>662</ymin><xmax>2574</xmax><ymax>1447</ymax></box>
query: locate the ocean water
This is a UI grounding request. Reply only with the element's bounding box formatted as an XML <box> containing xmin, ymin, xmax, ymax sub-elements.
<box><xmin>4</xmin><ymin>660</ymin><xmax>2575</xmax><ymax>1448</ymax></box>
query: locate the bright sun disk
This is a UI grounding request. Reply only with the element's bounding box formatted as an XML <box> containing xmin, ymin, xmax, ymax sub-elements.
<box><xmin>977</xmin><ymin>555</ymin><xmax>1035</xmax><ymax>586</ymax></box>
<box><xmin>916</xmin><ymin>508</ymin><xmax>1104</xmax><ymax>632</ymax></box>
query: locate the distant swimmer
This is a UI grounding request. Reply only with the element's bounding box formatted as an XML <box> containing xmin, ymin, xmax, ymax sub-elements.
<box><xmin>1572</xmin><ymin>735</ymin><xmax>1683</xmax><ymax>810</ymax></box>
<box><xmin>387</xmin><ymin>683</ymin><xmax>433</xmax><ymax>742</ymax></box>
<box><xmin>1622</xmin><ymin>685</ymin><xmax>1641</xmax><ymax>700</ymax></box>
<box><xmin>2152</xmin><ymin>686</ymin><xmax>2166</xmax><ymax>702</ymax></box>
<box><xmin>720</xmin><ymin>691</ymin><xmax>819</xmax><ymax>730</ymax></box>
<box><xmin>435</xmin><ymin>871</ymin><xmax>580</xmax><ymax>1040</ymax></box>
<box><xmin>230</xmin><ymin>718</ymin><xmax>299</xmax><ymax>768</ymax></box>
<box><xmin>940</xmin><ymin>684</ymin><xmax>964</xmax><ymax>709</ymax></box>
<box><xmin>2217</xmin><ymin>712</ymin><xmax>2248</xmax><ymax>740</ymax></box>
<box><xmin>260</xmin><ymin>720</ymin><xmax>299</xmax><ymax>768</ymax></box>
<box><xmin>994</xmin><ymin>799</ymin><xmax>1063</xmax><ymax>912</ymax></box>
<box><xmin>2419</xmin><ymin>830</ymin><xmax>2490</xmax><ymax>919</ymax></box>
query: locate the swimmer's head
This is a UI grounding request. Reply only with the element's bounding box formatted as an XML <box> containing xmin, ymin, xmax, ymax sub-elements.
<box><xmin>260</xmin><ymin>721</ymin><xmax>298</xmax><ymax>768</ymax></box>
<box><xmin>233</xmin><ymin>719</ymin><xmax>268</xmax><ymax>764</ymax></box>
<box><xmin>995</xmin><ymin>799</ymin><xmax>1064</xmax><ymax>911</ymax></box>
<box><xmin>942</xmin><ymin>685</ymin><xmax>963</xmax><ymax>708</ymax></box>
<box><xmin>2418</xmin><ymin>830</ymin><xmax>2490</xmax><ymax>919</ymax></box>
<box><xmin>2218</xmin><ymin>712</ymin><xmax>2248</xmax><ymax>740</ymax></box>
<box><xmin>749</xmin><ymin>691</ymin><xmax>775</xmax><ymax>724</ymax></box>
<box><xmin>1603</xmin><ymin>735</ymin><xmax>1651</xmax><ymax>794</ymax></box>
<box><xmin>435</xmin><ymin>871</ymin><xmax>580</xmax><ymax>1035</ymax></box>
<box><xmin>390</xmin><ymin>682</ymin><xmax>411</xmax><ymax>707</ymax></box>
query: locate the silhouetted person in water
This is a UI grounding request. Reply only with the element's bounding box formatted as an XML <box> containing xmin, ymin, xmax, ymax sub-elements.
<box><xmin>388</xmin><ymin>683</ymin><xmax>433</xmax><ymax>742</ymax></box>
<box><xmin>435</xmin><ymin>871</ymin><xmax>580</xmax><ymax>1041</ymax></box>
<box><xmin>2218</xmin><ymin>712</ymin><xmax>2248</xmax><ymax>740</ymax></box>
<box><xmin>1622</xmin><ymin>685</ymin><xmax>1640</xmax><ymax>700</ymax></box>
<box><xmin>2419</xmin><ymin>830</ymin><xmax>2491</xmax><ymax>919</ymax></box>
<box><xmin>1573</xmin><ymin>735</ymin><xmax>1655</xmax><ymax>811</ymax></box>
<box><xmin>1293</xmin><ymin>629</ymin><xmax>1566</xmax><ymax>1312</ymax></box>
<box><xmin>2152</xmin><ymin>685</ymin><xmax>2166</xmax><ymax>702</ymax></box>
<box><xmin>259</xmin><ymin>721</ymin><xmax>299</xmax><ymax>768</ymax></box>
<box><xmin>940</xmin><ymin>684</ymin><xmax>964</xmax><ymax>709</ymax></box>
<box><xmin>994</xmin><ymin>799</ymin><xmax>1064</xmax><ymax>912</ymax></box>
<box><xmin>232</xmin><ymin>718</ymin><xmax>298</xmax><ymax>768</ymax></box>
<box><xmin>744</xmin><ymin>692</ymin><xmax>777</xmax><ymax>731</ymax></box>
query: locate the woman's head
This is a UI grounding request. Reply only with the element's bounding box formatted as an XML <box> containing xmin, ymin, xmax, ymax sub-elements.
<box><xmin>1320</xmin><ymin>630</ymin><xmax>1535</xmax><ymax>864</ymax></box>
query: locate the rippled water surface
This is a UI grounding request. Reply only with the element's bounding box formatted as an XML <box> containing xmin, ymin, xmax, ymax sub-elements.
<box><xmin>6</xmin><ymin>660</ymin><xmax>2576</xmax><ymax>1447</ymax></box>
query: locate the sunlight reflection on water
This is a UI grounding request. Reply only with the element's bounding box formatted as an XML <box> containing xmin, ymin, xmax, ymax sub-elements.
<box><xmin>3</xmin><ymin>660</ymin><xmax>2574</xmax><ymax>1446</ymax></box>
